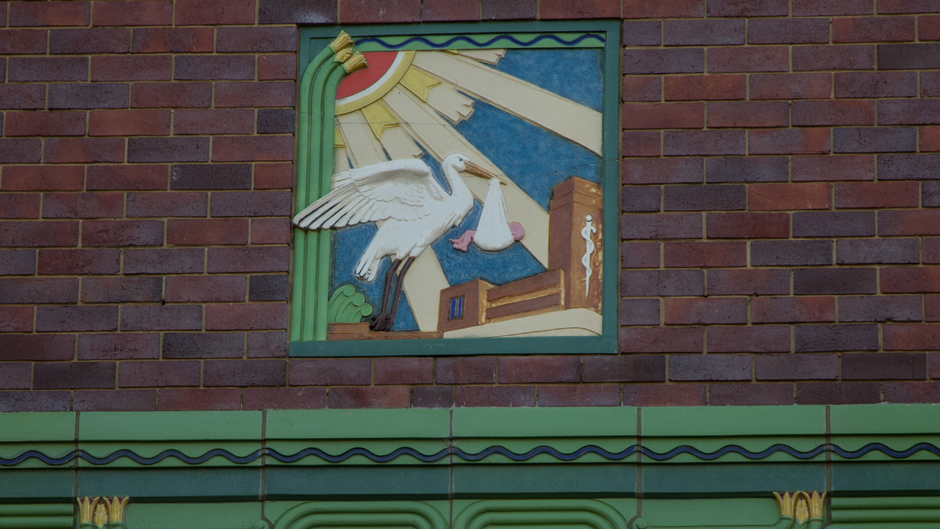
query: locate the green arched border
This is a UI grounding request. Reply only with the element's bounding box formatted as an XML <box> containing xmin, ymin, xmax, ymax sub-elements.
<box><xmin>273</xmin><ymin>500</ymin><xmax>448</xmax><ymax>529</ymax></box>
<box><xmin>291</xmin><ymin>42</ymin><xmax>351</xmax><ymax>342</ymax></box>
<box><xmin>453</xmin><ymin>499</ymin><xmax>629</xmax><ymax>529</ymax></box>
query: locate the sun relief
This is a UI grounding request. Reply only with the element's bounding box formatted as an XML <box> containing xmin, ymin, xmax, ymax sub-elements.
<box><xmin>291</xmin><ymin>24</ymin><xmax>620</xmax><ymax>355</ymax></box>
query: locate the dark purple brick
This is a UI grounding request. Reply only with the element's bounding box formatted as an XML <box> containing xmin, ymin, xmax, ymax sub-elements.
<box><xmin>0</xmin><ymin>250</ymin><xmax>36</xmax><ymax>275</ymax></box>
<box><xmin>203</xmin><ymin>359</ymin><xmax>286</xmax><ymax>387</ymax></box>
<box><xmin>833</xmin><ymin>127</ymin><xmax>917</xmax><ymax>153</ymax></box>
<box><xmin>249</xmin><ymin>275</ymin><xmax>288</xmax><ymax>302</ymax></box>
<box><xmin>174</xmin><ymin>55</ymin><xmax>255</xmax><ymax>80</ymax></box>
<box><xmin>50</xmin><ymin>28</ymin><xmax>130</xmax><ymax>54</ymax></box>
<box><xmin>843</xmin><ymin>352</ymin><xmax>926</xmax><ymax>380</ymax></box>
<box><xmin>793</xmin><ymin>45</ymin><xmax>875</xmax><ymax>70</ymax></box>
<box><xmin>34</xmin><ymin>362</ymin><xmax>116</xmax><ymax>389</ymax></box>
<box><xmin>128</xmin><ymin>138</ymin><xmax>209</xmax><ymax>163</ymax></box>
<box><xmin>663</xmin><ymin>19</ymin><xmax>745</xmax><ymax>46</ymax></box>
<box><xmin>0</xmin><ymin>363</ymin><xmax>31</xmax><ymax>390</ymax></box>
<box><xmin>748</xmin><ymin>18</ymin><xmax>831</xmax><ymax>44</ymax></box>
<box><xmin>258</xmin><ymin>0</ymin><xmax>337</xmax><ymax>24</ymax></box>
<box><xmin>8</xmin><ymin>57</ymin><xmax>87</xmax><ymax>82</ymax></box>
<box><xmin>836</xmin><ymin>238</ymin><xmax>919</xmax><ymax>264</ymax></box>
<box><xmin>664</xmin><ymin>130</ymin><xmax>746</xmax><ymax>156</ymax></box>
<box><xmin>537</xmin><ymin>385</ymin><xmax>620</xmax><ymax>407</ymax></box>
<box><xmin>623</xmin><ymin>49</ymin><xmax>704</xmax><ymax>75</ymax></box>
<box><xmin>622</xmin><ymin>186</ymin><xmax>661</xmax><ymax>212</ymax></box>
<box><xmin>878</xmin><ymin>154</ymin><xmax>940</xmax><ymax>180</ymax></box>
<box><xmin>455</xmin><ymin>386</ymin><xmax>534</xmax><ymax>407</ymax></box>
<box><xmin>878</xmin><ymin>43</ymin><xmax>940</xmax><ymax>69</ymax></box>
<box><xmin>884</xmin><ymin>382</ymin><xmax>940</xmax><ymax>403</ymax></box>
<box><xmin>0</xmin><ymin>391</ymin><xmax>71</xmax><ymax>412</ymax></box>
<box><xmin>482</xmin><ymin>0</ymin><xmax>536</xmax><ymax>20</ymax></box>
<box><xmin>663</xmin><ymin>185</ymin><xmax>745</xmax><ymax>211</ymax></box>
<box><xmin>705</xmin><ymin>157</ymin><xmax>788</xmax><ymax>183</ymax></box>
<box><xmin>73</xmin><ymin>389</ymin><xmax>156</xmax><ymax>411</ymax></box>
<box><xmin>121</xmin><ymin>305</ymin><xmax>203</xmax><ymax>331</ymax></box>
<box><xmin>48</xmin><ymin>83</ymin><xmax>129</xmax><ymax>109</ymax></box>
<box><xmin>620</xmin><ymin>270</ymin><xmax>704</xmax><ymax>296</ymax></box>
<box><xmin>124</xmin><ymin>248</ymin><xmax>204</xmax><ymax>274</ymax></box>
<box><xmin>925</xmin><ymin>182</ymin><xmax>940</xmax><ymax>206</ymax></box>
<box><xmin>170</xmin><ymin>164</ymin><xmax>253</xmax><ymax>190</ymax></box>
<box><xmin>36</xmin><ymin>306</ymin><xmax>118</xmax><ymax>332</ymax></box>
<box><xmin>257</xmin><ymin>109</ymin><xmax>295</xmax><ymax>134</ymax></box>
<box><xmin>621</xmin><ymin>213</ymin><xmax>703</xmax><ymax>239</ymax></box>
<box><xmin>794</xmin><ymin>268</ymin><xmax>877</xmax><ymax>295</ymax></box>
<box><xmin>82</xmin><ymin>277</ymin><xmax>164</xmax><ymax>303</ymax></box>
<box><xmin>756</xmin><ymin>354</ymin><xmax>840</xmax><ymax>380</ymax></box>
<box><xmin>582</xmin><ymin>355</ymin><xmax>665</xmax><ymax>382</ymax></box>
<box><xmin>669</xmin><ymin>354</ymin><xmax>751</xmax><ymax>381</ymax></box>
<box><xmin>708</xmin><ymin>0</ymin><xmax>788</xmax><ymax>16</ymax></box>
<box><xmin>412</xmin><ymin>386</ymin><xmax>454</xmax><ymax>408</ymax></box>
<box><xmin>879</xmin><ymin>99</ymin><xmax>940</xmax><ymax>125</ymax></box>
<box><xmin>839</xmin><ymin>296</ymin><xmax>922</xmax><ymax>322</ymax></box>
<box><xmin>623</xmin><ymin>20</ymin><xmax>662</xmax><ymax>46</ymax></box>
<box><xmin>709</xmin><ymin>383</ymin><xmax>793</xmax><ymax>405</ymax></box>
<box><xmin>795</xmin><ymin>324</ymin><xmax>879</xmax><ymax>351</ymax></box>
<box><xmin>792</xmin><ymin>212</ymin><xmax>875</xmax><ymax>238</ymax></box>
<box><xmin>163</xmin><ymin>332</ymin><xmax>245</xmax><ymax>359</ymax></box>
<box><xmin>834</xmin><ymin>71</ymin><xmax>918</xmax><ymax>98</ymax></box>
<box><xmin>751</xmin><ymin>240</ymin><xmax>833</xmax><ymax>267</ymax></box>
<box><xmin>247</xmin><ymin>331</ymin><xmax>287</xmax><ymax>358</ymax></box>
<box><xmin>620</xmin><ymin>298</ymin><xmax>660</xmax><ymax>326</ymax></box>
<box><xmin>707</xmin><ymin>269</ymin><xmax>790</xmax><ymax>295</ymax></box>
<box><xmin>621</xmin><ymin>242</ymin><xmax>660</xmax><ymax>268</ymax></box>
<box><xmin>78</xmin><ymin>333</ymin><xmax>160</xmax><ymax>360</ymax></box>
<box><xmin>209</xmin><ymin>191</ymin><xmax>292</xmax><ymax>217</ymax></box>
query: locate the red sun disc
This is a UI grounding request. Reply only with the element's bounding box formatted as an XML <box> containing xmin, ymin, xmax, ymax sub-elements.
<box><xmin>336</xmin><ymin>52</ymin><xmax>399</xmax><ymax>100</ymax></box>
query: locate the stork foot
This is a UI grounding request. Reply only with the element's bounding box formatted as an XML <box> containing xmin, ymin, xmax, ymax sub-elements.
<box><xmin>370</xmin><ymin>312</ymin><xmax>393</xmax><ymax>332</ymax></box>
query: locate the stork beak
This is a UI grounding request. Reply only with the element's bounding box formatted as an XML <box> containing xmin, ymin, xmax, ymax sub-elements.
<box><xmin>463</xmin><ymin>161</ymin><xmax>507</xmax><ymax>185</ymax></box>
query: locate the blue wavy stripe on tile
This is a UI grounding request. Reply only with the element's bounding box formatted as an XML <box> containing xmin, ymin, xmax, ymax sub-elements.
<box><xmin>356</xmin><ymin>33</ymin><xmax>605</xmax><ymax>50</ymax></box>
<box><xmin>452</xmin><ymin>445</ymin><xmax>637</xmax><ymax>462</ymax></box>
<box><xmin>266</xmin><ymin>446</ymin><xmax>452</xmax><ymax>464</ymax></box>
<box><xmin>830</xmin><ymin>442</ymin><xmax>940</xmax><ymax>459</ymax></box>
<box><xmin>4</xmin><ymin>442</ymin><xmax>940</xmax><ymax>466</ymax></box>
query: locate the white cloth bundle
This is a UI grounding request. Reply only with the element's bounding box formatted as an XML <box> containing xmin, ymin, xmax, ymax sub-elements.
<box><xmin>473</xmin><ymin>179</ymin><xmax>515</xmax><ymax>251</ymax></box>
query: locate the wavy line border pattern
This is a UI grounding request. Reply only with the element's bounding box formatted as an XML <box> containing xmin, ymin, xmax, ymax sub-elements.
<box><xmin>3</xmin><ymin>442</ymin><xmax>940</xmax><ymax>467</ymax></box>
<box><xmin>356</xmin><ymin>33</ymin><xmax>605</xmax><ymax>50</ymax></box>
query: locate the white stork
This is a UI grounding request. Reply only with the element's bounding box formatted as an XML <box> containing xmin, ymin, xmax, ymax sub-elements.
<box><xmin>293</xmin><ymin>153</ymin><xmax>504</xmax><ymax>331</ymax></box>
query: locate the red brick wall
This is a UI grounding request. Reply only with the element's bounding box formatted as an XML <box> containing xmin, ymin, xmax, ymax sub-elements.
<box><xmin>2</xmin><ymin>0</ymin><xmax>940</xmax><ymax>411</ymax></box>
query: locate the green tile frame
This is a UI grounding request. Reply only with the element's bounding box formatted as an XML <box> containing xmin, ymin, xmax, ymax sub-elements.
<box><xmin>289</xmin><ymin>20</ymin><xmax>622</xmax><ymax>357</ymax></box>
<box><xmin>1</xmin><ymin>405</ymin><xmax>940</xmax><ymax>504</ymax></box>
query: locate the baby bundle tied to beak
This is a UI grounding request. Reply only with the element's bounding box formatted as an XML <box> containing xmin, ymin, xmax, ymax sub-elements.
<box><xmin>473</xmin><ymin>178</ymin><xmax>515</xmax><ymax>251</ymax></box>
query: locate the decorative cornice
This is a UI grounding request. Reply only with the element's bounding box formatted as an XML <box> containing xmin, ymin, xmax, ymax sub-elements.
<box><xmin>7</xmin><ymin>442</ymin><xmax>940</xmax><ymax>467</ymax></box>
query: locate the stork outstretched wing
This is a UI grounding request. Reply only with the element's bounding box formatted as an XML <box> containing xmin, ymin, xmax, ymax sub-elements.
<box><xmin>293</xmin><ymin>159</ymin><xmax>449</xmax><ymax>230</ymax></box>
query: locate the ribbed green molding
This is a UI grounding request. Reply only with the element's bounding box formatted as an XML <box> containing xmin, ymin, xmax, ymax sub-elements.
<box><xmin>291</xmin><ymin>37</ymin><xmax>354</xmax><ymax>343</ymax></box>
<box><xmin>272</xmin><ymin>501</ymin><xmax>447</xmax><ymax>529</ymax></box>
<box><xmin>0</xmin><ymin>504</ymin><xmax>73</xmax><ymax>529</ymax></box>
<box><xmin>832</xmin><ymin>497</ymin><xmax>940</xmax><ymax>527</ymax></box>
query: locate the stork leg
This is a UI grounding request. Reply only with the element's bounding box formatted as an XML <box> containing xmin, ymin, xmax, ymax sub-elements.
<box><xmin>370</xmin><ymin>258</ymin><xmax>401</xmax><ymax>332</ymax></box>
<box><xmin>380</xmin><ymin>256</ymin><xmax>416</xmax><ymax>332</ymax></box>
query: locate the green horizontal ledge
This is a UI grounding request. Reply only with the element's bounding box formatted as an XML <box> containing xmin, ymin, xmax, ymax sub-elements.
<box><xmin>289</xmin><ymin>335</ymin><xmax>619</xmax><ymax>357</ymax></box>
<box><xmin>4</xmin><ymin>405</ymin><xmax>940</xmax><ymax>469</ymax></box>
